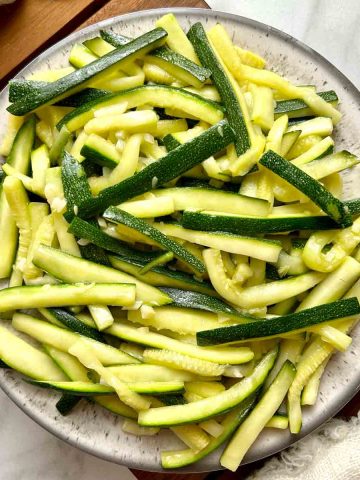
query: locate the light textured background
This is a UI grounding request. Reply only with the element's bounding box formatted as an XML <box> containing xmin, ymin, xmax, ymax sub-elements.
<box><xmin>1</xmin><ymin>1</ymin><xmax>360</xmax><ymax>478</ymax></box>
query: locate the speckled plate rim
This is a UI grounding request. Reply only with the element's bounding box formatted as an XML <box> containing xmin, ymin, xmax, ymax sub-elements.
<box><xmin>0</xmin><ymin>7</ymin><xmax>360</xmax><ymax>473</ymax></box>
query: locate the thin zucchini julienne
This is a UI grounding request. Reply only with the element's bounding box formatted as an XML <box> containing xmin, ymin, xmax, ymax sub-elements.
<box><xmin>0</xmin><ymin>282</ymin><xmax>136</xmax><ymax>312</ymax></box>
<box><xmin>259</xmin><ymin>150</ymin><xmax>352</xmax><ymax>227</ymax></box>
<box><xmin>103</xmin><ymin>207</ymin><xmax>206</xmax><ymax>274</ymax></box>
<box><xmin>77</xmin><ymin>120</ymin><xmax>235</xmax><ymax>218</ymax></box>
<box><xmin>196</xmin><ymin>297</ymin><xmax>360</xmax><ymax>346</ymax></box>
<box><xmin>274</xmin><ymin>90</ymin><xmax>338</xmax><ymax>119</ymax></box>
<box><xmin>138</xmin><ymin>347</ymin><xmax>277</xmax><ymax>426</ymax></box>
<box><xmin>7</xmin><ymin>28</ymin><xmax>168</xmax><ymax>115</ymax></box>
<box><xmin>188</xmin><ymin>22</ymin><xmax>250</xmax><ymax>156</ymax></box>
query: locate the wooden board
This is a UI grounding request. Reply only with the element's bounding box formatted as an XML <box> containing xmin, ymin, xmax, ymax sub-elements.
<box><xmin>0</xmin><ymin>0</ymin><xmax>110</xmax><ymax>85</ymax></box>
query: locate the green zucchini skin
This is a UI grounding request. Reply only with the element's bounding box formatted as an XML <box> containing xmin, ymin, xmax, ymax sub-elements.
<box><xmin>259</xmin><ymin>150</ymin><xmax>352</xmax><ymax>227</ymax></box>
<box><xmin>62</xmin><ymin>152</ymin><xmax>110</xmax><ymax>265</ymax></box>
<box><xmin>345</xmin><ymin>198</ymin><xmax>360</xmax><ymax>216</ymax></box>
<box><xmin>188</xmin><ymin>22</ymin><xmax>250</xmax><ymax>155</ymax></box>
<box><xmin>69</xmin><ymin>217</ymin><xmax>159</xmax><ymax>262</ymax></box>
<box><xmin>78</xmin><ymin>120</ymin><xmax>235</xmax><ymax>218</ymax></box>
<box><xmin>9</xmin><ymin>79</ymin><xmax>48</xmax><ymax>103</ymax></box>
<box><xmin>274</xmin><ymin>90</ymin><xmax>338</xmax><ymax>118</ymax></box>
<box><xmin>61</xmin><ymin>151</ymin><xmax>92</xmax><ymax>222</ymax></box>
<box><xmin>46</xmin><ymin>308</ymin><xmax>105</xmax><ymax>342</ymax></box>
<box><xmin>109</xmin><ymin>255</ymin><xmax>216</xmax><ymax>295</ymax></box>
<box><xmin>163</xmin><ymin>134</ymin><xmax>181</xmax><ymax>151</ymax></box>
<box><xmin>56</xmin><ymin>395</ymin><xmax>82</xmax><ymax>416</ymax></box>
<box><xmin>197</xmin><ymin>297</ymin><xmax>360</xmax><ymax>345</ymax></box>
<box><xmin>7</xmin><ymin>28</ymin><xmax>168</xmax><ymax>115</ymax></box>
<box><xmin>160</xmin><ymin>287</ymin><xmax>257</xmax><ymax>322</ymax></box>
<box><xmin>56</xmin><ymin>88</ymin><xmax>109</xmax><ymax>107</ymax></box>
<box><xmin>182</xmin><ymin>210</ymin><xmax>339</xmax><ymax>234</ymax></box>
<box><xmin>100</xmin><ymin>30</ymin><xmax>130</xmax><ymax>46</ymax></box>
<box><xmin>103</xmin><ymin>207</ymin><xmax>206</xmax><ymax>274</ymax></box>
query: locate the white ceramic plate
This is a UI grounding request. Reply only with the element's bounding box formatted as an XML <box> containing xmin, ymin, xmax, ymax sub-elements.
<box><xmin>1</xmin><ymin>7</ymin><xmax>360</xmax><ymax>473</ymax></box>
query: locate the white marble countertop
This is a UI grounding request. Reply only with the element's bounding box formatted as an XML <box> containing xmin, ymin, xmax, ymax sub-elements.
<box><xmin>1</xmin><ymin>1</ymin><xmax>360</xmax><ymax>479</ymax></box>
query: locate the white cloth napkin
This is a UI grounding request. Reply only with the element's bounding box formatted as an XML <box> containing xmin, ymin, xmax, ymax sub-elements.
<box><xmin>249</xmin><ymin>412</ymin><xmax>360</xmax><ymax>480</ymax></box>
<box><xmin>204</xmin><ymin>1</ymin><xmax>360</xmax><ymax>478</ymax></box>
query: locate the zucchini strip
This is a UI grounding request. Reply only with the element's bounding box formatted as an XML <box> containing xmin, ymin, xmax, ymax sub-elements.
<box><xmin>182</xmin><ymin>210</ymin><xmax>339</xmax><ymax>234</ymax></box>
<box><xmin>151</xmin><ymin>187</ymin><xmax>270</xmax><ymax>216</ymax></box>
<box><xmin>154</xmin><ymin>223</ymin><xmax>281</xmax><ymax>262</ymax></box>
<box><xmin>103</xmin><ymin>207</ymin><xmax>206</xmax><ymax>274</ymax></box>
<box><xmin>12</xmin><ymin>313</ymin><xmax>137</xmax><ymax>366</ymax></box>
<box><xmin>0</xmin><ymin>325</ymin><xmax>67</xmax><ymax>381</ymax></box>
<box><xmin>8</xmin><ymin>29</ymin><xmax>168</xmax><ymax>115</ymax></box>
<box><xmin>196</xmin><ymin>298</ymin><xmax>360</xmax><ymax>345</ymax></box>
<box><xmin>188</xmin><ymin>22</ymin><xmax>250</xmax><ymax>156</ymax></box>
<box><xmin>259</xmin><ymin>150</ymin><xmax>352</xmax><ymax>227</ymax></box>
<box><xmin>78</xmin><ymin>120</ymin><xmax>234</xmax><ymax>218</ymax></box>
<box><xmin>138</xmin><ymin>348</ymin><xmax>277</xmax><ymax>426</ymax></box>
<box><xmin>106</xmin><ymin>322</ymin><xmax>254</xmax><ymax>365</ymax></box>
<box><xmin>0</xmin><ymin>282</ymin><xmax>136</xmax><ymax>311</ymax></box>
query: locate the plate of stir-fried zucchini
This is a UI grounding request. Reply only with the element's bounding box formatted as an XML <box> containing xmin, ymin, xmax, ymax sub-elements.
<box><xmin>0</xmin><ymin>8</ymin><xmax>360</xmax><ymax>473</ymax></box>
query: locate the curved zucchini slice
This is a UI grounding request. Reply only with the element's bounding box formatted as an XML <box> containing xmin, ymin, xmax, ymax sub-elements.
<box><xmin>0</xmin><ymin>325</ymin><xmax>67</xmax><ymax>381</ymax></box>
<box><xmin>260</xmin><ymin>150</ymin><xmax>352</xmax><ymax>227</ymax></box>
<box><xmin>106</xmin><ymin>322</ymin><xmax>253</xmax><ymax>365</ymax></box>
<box><xmin>138</xmin><ymin>348</ymin><xmax>277</xmax><ymax>426</ymax></box>
<box><xmin>58</xmin><ymin>85</ymin><xmax>224</xmax><ymax>132</ymax></box>
<box><xmin>196</xmin><ymin>297</ymin><xmax>360</xmax><ymax>345</ymax></box>
<box><xmin>29</xmin><ymin>380</ymin><xmax>185</xmax><ymax>395</ymax></box>
<box><xmin>0</xmin><ymin>282</ymin><xmax>135</xmax><ymax>312</ymax></box>
<box><xmin>78</xmin><ymin>120</ymin><xmax>234</xmax><ymax>218</ymax></box>
<box><xmin>12</xmin><ymin>313</ymin><xmax>139</xmax><ymax>366</ymax></box>
<box><xmin>154</xmin><ymin>223</ymin><xmax>281</xmax><ymax>263</ymax></box>
<box><xmin>161</xmin><ymin>396</ymin><xmax>255</xmax><ymax>469</ymax></box>
<box><xmin>103</xmin><ymin>207</ymin><xmax>205</xmax><ymax>274</ymax></box>
<box><xmin>182</xmin><ymin>210</ymin><xmax>338</xmax><ymax>234</ymax></box>
<box><xmin>220</xmin><ymin>361</ymin><xmax>296</xmax><ymax>471</ymax></box>
<box><xmin>8</xmin><ymin>28</ymin><xmax>167</xmax><ymax>115</ymax></box>
<box><xmin>151</xmin><ymin>187</ymin><xmax>270</xmax><ymax>216</ymax></box>
<box><xmin>109</xmin><ymin>255</ymin><xmax>215</xmax><ymax>295</ymax></box>
<box><xmin>32</xmin><ymin>244</ymin><xmax>171</xmax><ymax>306</ymax></box>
